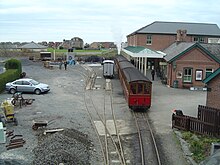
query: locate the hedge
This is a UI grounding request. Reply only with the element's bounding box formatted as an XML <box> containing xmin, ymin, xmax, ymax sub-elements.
<box><xmin>0</xmin><ymin>59</ymin><xmax>22</xmax><ymax>93</ymax></box>
<box><xmin>4</xmin><ymin>58</ymin><xmax>22</xmax><ymax>74</ymax></box>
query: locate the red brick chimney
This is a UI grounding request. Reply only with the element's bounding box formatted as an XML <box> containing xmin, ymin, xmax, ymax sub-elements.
<box><xmin>176</xmin><ymin>29</ymin><xmax>187</xmax><ymax>42</ymax></box>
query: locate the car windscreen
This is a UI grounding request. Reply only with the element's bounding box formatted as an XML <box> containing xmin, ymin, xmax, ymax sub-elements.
<box><xmin>30</xmin><ymin>80</ymin><xmax>40</xmax><ymax>85</ymax></box>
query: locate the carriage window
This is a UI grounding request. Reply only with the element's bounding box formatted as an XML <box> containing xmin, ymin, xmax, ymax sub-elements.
<box><xmin>144</xmin><ymin>84</ymin><xmax>150</xmax><ymax>94</ymax></box>
<box><xmin>137</xmin><ymin>84</ymin><xmax>143</xmax><ymax>94</ymax></box>
<box><xmin>130</xmin><ymin>84</ymin><xmax>136</xmax><ymax>94</ymax></box>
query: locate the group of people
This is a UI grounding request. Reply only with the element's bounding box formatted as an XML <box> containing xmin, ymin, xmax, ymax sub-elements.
<box><xmin>59</xmin><ymin>61</ymin><xmax>68</xmax><ymax>70</ymax></box>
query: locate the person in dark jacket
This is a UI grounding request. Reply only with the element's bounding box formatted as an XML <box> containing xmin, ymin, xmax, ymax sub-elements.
<box><xmin>151</xmin><ymin>69</ymin><xmax>155</xmax><ymax>81</ymax></box>
<box><xmin>64</xmin><ymin>61</ymin><xmax>67</xmax><ymax>70</ymax></box>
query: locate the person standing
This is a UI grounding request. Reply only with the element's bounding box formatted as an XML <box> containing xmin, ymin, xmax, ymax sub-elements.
<box><xmin>64</xmin><ymin>61</ymin><xmax>67</xmax><ymax>70</ymax></box>
<box><xmin>59</xmin><ymin>61</ymin><xmax>62</xmax><ymax>70</ymax></box>
<box><xmin>151</xmin><ymin>69</ymin><xmax>155</xmax><ymax>81</ymax></box>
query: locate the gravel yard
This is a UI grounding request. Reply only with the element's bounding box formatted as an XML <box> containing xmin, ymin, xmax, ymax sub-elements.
<box><xmin>0</xmin><ymin>58</ymin><xmax>103</xmax><ymax>164</ymax></box>
<box><xmin>0</xmin><ymin>57</ymin><xmax>206</xmax><ymax>165</ymax></box>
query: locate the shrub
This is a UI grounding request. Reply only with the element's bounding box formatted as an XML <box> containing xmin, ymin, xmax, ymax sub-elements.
<box><xmin>0</xmin><ymin>59</ymin><xmax>22</xmax><ymax>92</ymax></box>
<box><xmin>4</xmin><ymin>58</ymin><xmax>22</xmax><ymax>74</ymax></box>
<box><xmin>0</xmin><ymin>69</ymin><xmax>19</xmax><ymax>92</ymax></box>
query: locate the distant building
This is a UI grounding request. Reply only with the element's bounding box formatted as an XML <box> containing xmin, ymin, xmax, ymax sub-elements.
<box><xmin>19</xmin><ymin>41</ymin><xmax>47</xmax><ymax>52</ymax></box>
<box><xmin>59</xmin><ymin>37</ymin><xmax>84</xmax><ymax>49</ymax></box>
<box><xmin>47</xmin><ymin>41</ymin><xmax>62</xmax><ymax>49</ymax></box>
<box><xmin>40</xmin><ymin>41</ymin><xmax>48</xmax><ymax>46</ymax></box>
<box><xmin>90</xmin><ymin>42</ymin><xmax>116</xmax><ymax>49</ymax></box>
<box><xmin>127</xmin><ymin>21</ymin><xmax>220</xmax><ymax>51</ymax></box>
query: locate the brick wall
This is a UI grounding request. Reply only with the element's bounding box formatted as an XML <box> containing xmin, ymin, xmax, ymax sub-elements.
<box><xmin>168</xmin><ymin>48</ymin><xmax>220</xmax><ymax>88</ymax></box>
<box><xmin>206</xmin><ymin>74</ymin><xmax>220</xmax><ymax>109</ymax></box>
<box><xmin>127</xmin><ymin>33</ymin><xmax>209</xmax><ymax>51</ymax></box>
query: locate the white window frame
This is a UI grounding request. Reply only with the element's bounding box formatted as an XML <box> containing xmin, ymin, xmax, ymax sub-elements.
<box><xmin>146</xmin><ymin>35</ymin><xmax>152</xmax><ymax>45</ymax></box>
<box><xmin>183</xmin><ymin>68</ymin><xmax>193</xmax><ymax>83</ymax></box>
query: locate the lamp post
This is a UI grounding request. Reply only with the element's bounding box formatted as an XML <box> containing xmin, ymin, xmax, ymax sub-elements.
<box><xmin>53</xmin><ymin>44</ymin><xmax>56</xmax><ymax>61</ymax></box>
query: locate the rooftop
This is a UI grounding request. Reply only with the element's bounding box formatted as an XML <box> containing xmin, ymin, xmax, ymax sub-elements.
<box><xmin>128</xmin><ymin>21</ymin><xmax>220</xmax><ymax>36</ymax></box>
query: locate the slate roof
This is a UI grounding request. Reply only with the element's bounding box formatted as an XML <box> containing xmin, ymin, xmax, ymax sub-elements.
<box><xmin>200</xmin><ymin>43</ymin><xmax>220</xmax><ymax>61</ymax></box>
<box><xmin>163</xmin><ymin>42</ymin><xmax>195</xmax><ymax>61</ymax></box>
<box><xmin>128</xmin><ymin>21</ymin><xmax>220</xmax><ymax>36</ymax></box>
<box><xmin>20</xmin><ymin>42</ymin><xmax>47</xmax><ymax>49</ymax></box>
<box><xmin>163</xmin><ymin>42</ymin><xmax>220</xmax><ymax>63</ymax></box>
<box><xmin>203</xmin><ymin>67</ymin><xmax>220</xmax><ymax>84</ymax></box>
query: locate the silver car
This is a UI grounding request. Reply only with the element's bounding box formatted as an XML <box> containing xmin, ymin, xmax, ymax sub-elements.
<box><xmin>5</xmin><ymin>78</ymin><xmax>50</xmax><ymax>95</ymax></box>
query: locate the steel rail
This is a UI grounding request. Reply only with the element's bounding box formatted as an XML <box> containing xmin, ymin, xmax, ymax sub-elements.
<box><xmin>103</xmin><ymin>91</ymin><xmax>110</xmax><ymax>165</ymax></box>
<box><xmin>81</xmin><ymin>65</ymin><xmax>126</xmax><ymax>165</ymax></box>
<box><xmin>76</xmin><ymin>67</ymin><xmax>107</xmax><ymax>165</ymax></box>
<box><xmin>88</xmin><ymin>91</ymin><xmax>124</xmax><ymax>164</ymax></box>
<box><xmin>132</xmin><ymin>111</ymin><xmax>145</xmax><ymax>165</ymax></box>
<box><xmin>109</xmin><ymin>87</ymin><xmax>126</xmax><ymax>165</ymax></box>
<box><xmin>142</xmin><ymin>113</ymin><xmax>161</xmax><ymax>165</ymax></box>
<box><xmin>83</xmin><ymin>90</ymin><xmax>107</xmax><ymax>165</ymax></box>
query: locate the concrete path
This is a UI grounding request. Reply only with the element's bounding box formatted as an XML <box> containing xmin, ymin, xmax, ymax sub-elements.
<box><xmin>147</xmin><ymin>70</ymin><xmax>206</xmax><ymax>165</ymax></box>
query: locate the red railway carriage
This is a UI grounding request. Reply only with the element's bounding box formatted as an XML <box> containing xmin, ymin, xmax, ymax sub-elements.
<box><xmin>115</xmin><ymin>55</ymin><xmax>152</xmax><ymax>110</ymax></box>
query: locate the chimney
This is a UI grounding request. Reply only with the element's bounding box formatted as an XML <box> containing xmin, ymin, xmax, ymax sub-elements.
<box><xmin>176</xmin><ymin>29</ymin><xmax>187</xmax><ymax>42</ymax></box>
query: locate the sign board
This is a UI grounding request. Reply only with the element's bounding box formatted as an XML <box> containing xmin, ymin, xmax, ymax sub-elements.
<box><xmin>66</xmin><ymin>52</ymin><xmax>76</xmax><ymax>65</ymax></box>
<box><xmin>159</xmin><ymin>62</ymin><xmax>167</xmax><ymax>66</ymax></box>
<box><xmin>208</xmin><ymin>38</ymin><xmax>220</xmax><ymax>43</ymax></box>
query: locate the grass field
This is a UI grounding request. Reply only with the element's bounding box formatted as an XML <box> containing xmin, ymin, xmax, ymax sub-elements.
<box><xmin>47</xmin><ymin>48</ymin><xmax>109</xmax><ymax>53</ymax></box>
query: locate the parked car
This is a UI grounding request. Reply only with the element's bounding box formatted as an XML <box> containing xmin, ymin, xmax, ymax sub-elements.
<box><xmin>5</xmin><ymin>78</ymin><xmax>50</xmax><ymax>95</ymax></box>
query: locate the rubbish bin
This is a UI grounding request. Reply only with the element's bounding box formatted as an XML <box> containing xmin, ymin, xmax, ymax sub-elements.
<box><xmin>173</xmin><ymin>80</ymin><xmax>178</xmax><ymax>88</ymax></box>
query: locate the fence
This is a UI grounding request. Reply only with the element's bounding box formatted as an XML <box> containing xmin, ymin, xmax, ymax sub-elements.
<box><xmin>172</xmin><ymin>105</ymin><xmax>220</xmax><ymax>137</ymax></box>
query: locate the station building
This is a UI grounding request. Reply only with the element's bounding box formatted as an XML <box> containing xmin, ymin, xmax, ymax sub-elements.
<box><xmin>122</xmin><ymin>21</ymin><xmax>220</xmax><ymax>88</ymax></box>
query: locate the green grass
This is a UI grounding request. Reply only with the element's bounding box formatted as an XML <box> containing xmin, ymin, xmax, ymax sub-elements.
<box><xmin>47</xmin><ymin>48</ymin><xmax>67</xmax><ymax>53</ymax></box>
<box><xmin>47</xmin><ymin>48</ymin><xmax>108</xmax><ymax>53</ymax></box>
<box><xmin>75</xmin><ymin>49</ymin><xmax>107</xmax><ymax>52</ymax></box>
<box><xmin>181</xmin><ymin>131</ymin><xmax>220</xmax><ymax>162</ymax></box>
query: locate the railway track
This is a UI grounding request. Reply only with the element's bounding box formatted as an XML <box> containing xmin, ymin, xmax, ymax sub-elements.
<box><xmin>82</xmin><ymin>65</ymin><xmax>127</xmax><ymax>165</ymax></box>
<box><xmin>84</xmin><ymin>89</ymin><xmax>127</xmax><ymax>164</ymax></box>
<box><xmin>80</xmin><ymin>64</ymin><xmax>161</xmax><ymax>165</ymax></box>
<box><xmin>75</xmin><ymin>63</ymin><xmax>161</xmax><ymax>165</ymax></box>
<box><xmin>132</xmin><ymin>111</ymin><xmax>161</xmax><ymax>165</ymax></box>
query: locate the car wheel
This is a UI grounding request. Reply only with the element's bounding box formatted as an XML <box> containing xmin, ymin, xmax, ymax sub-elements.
<box><xmin>9</xmin><ymin>88</ymin><xmax>16</xmax><ymax>94</ymax></box>
<box><xmin>35</xmin><ymin>89</ymin><xmax>41</xmax><ymax>95</ymax></box>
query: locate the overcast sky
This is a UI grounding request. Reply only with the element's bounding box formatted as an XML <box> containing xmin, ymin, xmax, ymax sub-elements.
<box><xmin>0</xmin><ymin>0</ymin><xmax>219</xmax><ymax>44</ymax></box>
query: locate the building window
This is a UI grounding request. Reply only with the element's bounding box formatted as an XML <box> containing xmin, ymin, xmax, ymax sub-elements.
<box><xmin>183</xmin><ymin>68</ymin><xmax>193</xmax><ymax>83</ymax></box>
<box><xmin>205</xmin><ymin>68</ymin><xmax>213</xmax><ymax>78</ymax></box>
<box><xmin>146</xmin><ymin>35</ymin><xmax>152</xmax><ymax>45</ymax></box>
<box><xmin>193</xmin><ymin>37</ymin><xmax>205</xmax><ymax>43</ymax></box>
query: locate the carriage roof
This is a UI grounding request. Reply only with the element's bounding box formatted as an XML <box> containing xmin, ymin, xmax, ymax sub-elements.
<box><xmin>103</xmin><ymin>60</ymin><xmax>114</xmax><ymax>64</ymax></box>
<box><xmin>115</xmin><ymin>55</ymin><xmax>128</xmax><ymax>62</ymax></box>
<box><xmin>123</xmin><ymin>67</ymin><xmax>151</xmax><ymax>83</ymax></box>
<box><xmin>118</xmin><ymin>61</ymin><xmax>135</xmax><ymax>70</ymax></box>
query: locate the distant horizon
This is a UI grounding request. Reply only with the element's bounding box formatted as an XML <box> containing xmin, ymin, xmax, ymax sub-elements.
<box><xmin>0</xmin><ymin>40</ymin><xmax>127</xmax><ymax>45</ymax></box>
